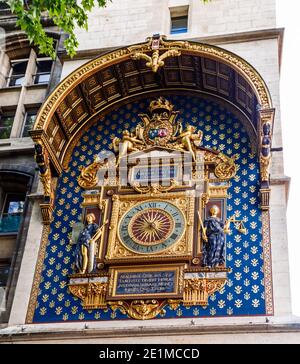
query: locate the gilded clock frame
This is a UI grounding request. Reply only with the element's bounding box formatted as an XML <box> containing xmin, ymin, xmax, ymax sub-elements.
<box><xmin>106</xmin><ymin>192</ymin><xmax>195</xmax><ymax>263</ymax></box>
<box><xmin>117</xmin><ymin>199</ymin><xmax>186</xmax><ymax>254</ymax></box>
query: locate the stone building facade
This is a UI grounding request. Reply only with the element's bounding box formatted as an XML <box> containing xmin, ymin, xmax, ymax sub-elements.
<box><xmin>0</xmin><ymin>0</ymin><xmax>299</xmax><ymax>343</ymax></box>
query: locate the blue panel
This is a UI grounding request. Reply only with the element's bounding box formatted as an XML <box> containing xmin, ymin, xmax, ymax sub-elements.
<box><xmin>32</xmin><ymin>95</ymin><xmax>265</xmax><ymax>322</ymax></box>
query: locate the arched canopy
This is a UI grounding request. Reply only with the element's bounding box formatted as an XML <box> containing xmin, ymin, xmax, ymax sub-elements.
<box><xmin>30</xmin><ymin>36</ymin><xmax>273</xmax><ymax>174</ymax></box>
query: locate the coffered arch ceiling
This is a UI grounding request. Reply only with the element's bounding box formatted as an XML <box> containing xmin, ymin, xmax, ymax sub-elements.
<box><xmin>30</xmin><ymin>37</ymin><xmax>273</xmax><ymax>174</ymax></box>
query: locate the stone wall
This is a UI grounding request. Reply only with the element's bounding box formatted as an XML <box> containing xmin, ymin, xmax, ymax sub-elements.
<box><xmin>76</xmin><ymin>0</ymin><xmax>277</xmax><ymax>50</ymax></box>
<box><xmin>6</xmin><ymin>0</ymin><xmax>293</xmax><ymax>336</ymax></box>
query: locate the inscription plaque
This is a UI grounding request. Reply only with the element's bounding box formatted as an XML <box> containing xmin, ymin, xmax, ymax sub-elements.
<box><xmin>116</xmin><ymin>271</ymin><xmax>175</xmax><ymax>295</ymax></box>
<box><xmin>108</xmin><ymin>265</ymin><xmax>184</xmax><ymax>299</ymax></box>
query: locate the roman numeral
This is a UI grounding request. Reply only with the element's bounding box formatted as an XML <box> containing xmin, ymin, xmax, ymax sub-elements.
<box><xmin>134</xmin><ymin>206</ymin><xmax>144</xmax><ymax>212</ymax></box>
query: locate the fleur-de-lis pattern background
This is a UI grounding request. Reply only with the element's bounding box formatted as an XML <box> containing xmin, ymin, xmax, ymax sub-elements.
<box><xmin>32</xmin><ymin>95</ymin><xmax>266</xmax><ymax>322</ymax></box>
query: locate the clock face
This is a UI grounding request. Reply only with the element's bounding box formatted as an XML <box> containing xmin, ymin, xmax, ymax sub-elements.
<box><xmin>118</xmin><ymin>200</ymin><xmax>186</xmax><ymax>254</ymax></box>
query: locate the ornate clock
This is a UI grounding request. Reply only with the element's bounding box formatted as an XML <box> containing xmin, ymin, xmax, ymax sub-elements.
<box><xmin>118</xmin><ymin>200</ymin><xmax>186</xmax><ymax>254</ymax></box>
<box><xmin>105</xmin><ymin>192</ymin><xmax>195</xmax><ymax>262</ymax></box>
<box><xmin>68</xmin><ymin>97</ymin><xmax>234</xmax><ymax>319</ymax></box>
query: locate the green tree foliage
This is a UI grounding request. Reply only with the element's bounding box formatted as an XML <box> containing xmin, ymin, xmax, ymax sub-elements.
<box><xmin>3</xmin><ymin>0</ymin><xmax>211</xmax><ymax>58</ymax></box>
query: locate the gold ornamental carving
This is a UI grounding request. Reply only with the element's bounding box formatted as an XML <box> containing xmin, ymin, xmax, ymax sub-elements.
<box><xmin>259</xmin><ymin>108</ymin><xmax>274</xmax><ymax>184</ymax></box>
<box><xmin>183</xmin><ymin>278</ymin><xmax>226</xmax><ymax>307</ymax></box>
<box><xmin>34</xmin><ymin>142</ymin><xmax>55</xmax><ymax>224</ymax></box>
<box><xmin>131</xmin><ymin>180</ymin><xmax>178</xmax><ymax>194</ymax></box>
<box><xmin>205</xmin><ymin>151</ymin><xmax>237</xmax><ymax>180</ymax></box>
<box><xmin>31</xmin><ymin>35</ymin><xmax>272</xmax><ymax>176</ymax></box>
<box><xmin>68</xmin><ymin>276</ymin><xmax>227</xmax><ymax>319</ymax></box>
<box><xmin>130</xmin><ymin>35</ymin><xmax>182</xmax><ymax>73</ymax></box>
<box><xmin>78</xmin><ymin>155</ymin><xmax>107</xmax><ymax>189</ymax></box>
<box><xmin>132</xmin><ymin>49</ymin><xmax>181</xmax><ymax>73</ymax></box>
<box><xmin>260</xmin><ymin>155</ymin><xmax>271</xmax><ymax>182</ymax></box>
<box><xmin>68</xmin><ymin>282</ymin><xmax>108</xmax><ymax>309</ymax></box>
<box><xmin>108</xmin><ymin>299</ymin><xmax>166</xmax><ymax>320</ymax></box>
<box><xmin>34</xmin><ymin>142</ymin><xmax>54</xmax><ymax>201</ymax></box>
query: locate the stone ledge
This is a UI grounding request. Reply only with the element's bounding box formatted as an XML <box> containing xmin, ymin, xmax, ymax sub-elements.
<box><xmin>1</xmin><ymin>322</ymin><xmax>300</xmax><ymax>343</ymax></box>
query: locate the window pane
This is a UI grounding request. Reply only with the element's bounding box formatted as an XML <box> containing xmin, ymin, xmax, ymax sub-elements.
<box><xmin>34</xmin><ymin>73</ymin><xmax>51</xmax><ymax>85</ymax></box>
<box><xmin>0</xmin><ymin>116</ymin><xmax>13</xmax><ymax>139</ymax></box>
<box><xmin>0</xmin><ymin>2</ymin><xmax>10</xmax><ymax>10</ymax></box>
<box><xmin>34</xmin><ymin>60</ymin><xmax>52</xmax><ymax>85</ymax></box>
<box><xmin>36</xmin><ymin>60</ymin><xmax>52</xmax><ymax>73</ymax></box>
<box><xmin>9</xmin><ymin>75</ymin><xmax>25</xmax><ymax>87</ymax></box>
<box><xmin>8</xmin><ymin>201</ymin><xmax>24</xmax><ymax>214</ymax></box>
<box><xmin>12</xmin><ymin>61</ymin><xmax>27</xmax><ymax>74</ymax></box>
<box><xmin>171</xmin><ymin>16</ymin><xmax>188</xmax><ymax>34</ymax></box>
<box><xmin>22</xmin><ymin>111</ymin><xmax>37</xmax><ymax>137</ymax></box>
<box><xmin>0</xmin><ymin>215</ymin><xmax>21</xmax><ymax>233</ymax></box>
<box><xmin>0</xmin><ymin>193</ymin><xmax>25</xmax><ymax>233</ymax></box>
<box><xmin>0</xmin><ymin>265</ymin><xmax>10</xmax><ymax>287</ymax></box>
<box><xmin>8</xmin><ymin>60</ymin><xmax>28</xmax><ymax>87</ymax></box>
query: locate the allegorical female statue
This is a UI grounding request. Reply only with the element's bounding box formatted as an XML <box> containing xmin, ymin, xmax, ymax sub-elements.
<box><xmin>74</xmin><ymin>213</ymin><xmax>105</xmax><ymax>274</ymax></box>
<box><xmin>201</xmin><ymin>205</ymin><xmax>231</xmax><ymax>268</ymax></box>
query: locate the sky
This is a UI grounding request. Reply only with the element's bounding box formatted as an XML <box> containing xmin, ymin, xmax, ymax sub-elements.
<box><xmin>276</xmin><ymin>0</ymin><xmax>300</xmax><ymax>316</ymax></box>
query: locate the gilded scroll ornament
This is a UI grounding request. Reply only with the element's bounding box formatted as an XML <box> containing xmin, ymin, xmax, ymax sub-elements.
<box><xmin>204</xmin><ymin>151</ymin><xmax>237</xmax><ymax>180</ymax></box>
<box><xmin>214</xmin><ymin>153</ymin><xmax>237</xmax><ymax>179</ymax></box>
<box><xmin>132</xmin><ymin>49</ymin><xmax>181</xmax><ymax>73</ymax></box>
<box><xmin>131</xmin><ymin>35</ymin><xmax>181</xmax><ymax>73</ymax></box>
<box><xmin>132</xmin><ymin>180</ymin><xmax>178</xmax><ymax>194</ymax></box>
<box><xmin>108</xmin><ymin>299</ymin><xmax>166</xmax><ymax>320</ymax></box>
<box><xmin>68</xmin><ymin>284</ymin><xmax>87</xmax><ymax>301</ymax></box>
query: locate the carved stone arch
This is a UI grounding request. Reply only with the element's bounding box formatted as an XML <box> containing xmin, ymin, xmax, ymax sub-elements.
<box><xmin>30</xmin><ymin>36</ymin><xmax>274</xmax><ymax>211</ymax></box>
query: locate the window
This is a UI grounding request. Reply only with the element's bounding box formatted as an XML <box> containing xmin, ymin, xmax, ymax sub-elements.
<box><xmin>22</xmin><ymin>108</ymin><xmax>38</xmax><ymax>137</ymax></box>
<box><xmin>170</xmin><ymin>6</ymin><xmax>189</xmax><ymax>35</ymax></box>
<box><xmin>34</xmin><ymin>59</ymin><xmax>53</xmax><ymax>85</ymax></box>
<box><xmin>171</xmin><ymin>16</ymin><xmax>188</xmax><ymax>34</ymax></box>
<box><xmin>0</xmin><ymin>193</ymin><xmax>25</xmax><ymax>233</ymax></box>
<box><xmin>7</xmin><ymin>60</ymin><xmax>28</xmax><ymax>87</ymax></box>
<box><xmin>0</xmin><ymin>1</ymin><xmax>10</xmax><ymax>14</ymax></box>
<box><xmin>0</xmin><ymin>112</ymin><xmax>14</xmax><ymax>139</ymax></box>
<box><xmin>0</xmin><ymin>263</ymin><xmax>10</xmax><ymax>288</ymax></box>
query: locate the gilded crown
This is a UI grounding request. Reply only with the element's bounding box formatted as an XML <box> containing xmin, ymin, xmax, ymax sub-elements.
<box><xmin>149</xmin><ymin>97</ymin><xmax>174</xmax><ymax>115</ymax></box>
